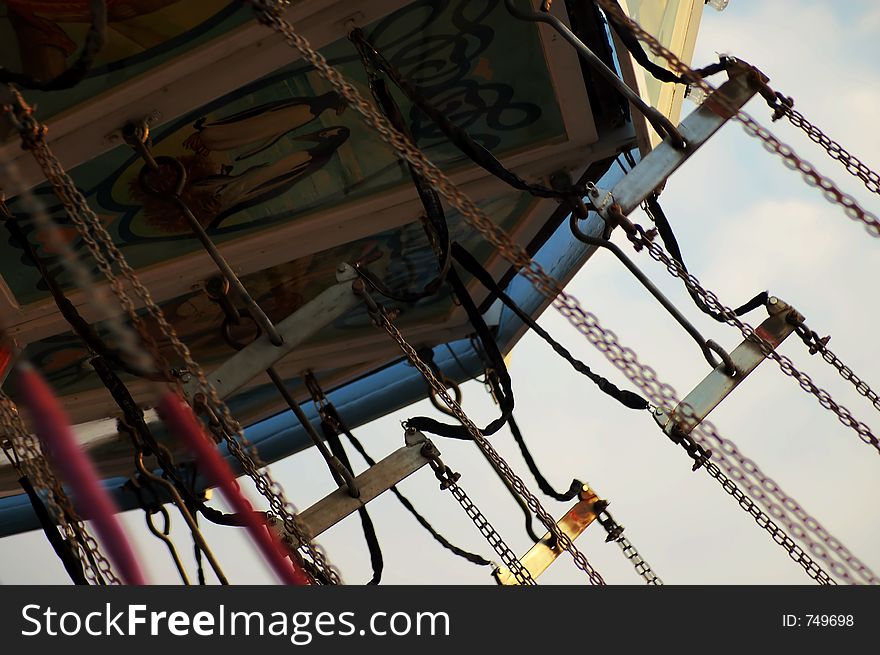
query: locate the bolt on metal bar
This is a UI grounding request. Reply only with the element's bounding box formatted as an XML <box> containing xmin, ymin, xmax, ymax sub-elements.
<box><xmin>595</xmin><ymin>62</ymin><xmax>761</xmax><ymax>218</ymax></box>
<box><xmin>268</xmin><ymin>429</ymin><xmax>432</xmax><ymax>542</ymax></box>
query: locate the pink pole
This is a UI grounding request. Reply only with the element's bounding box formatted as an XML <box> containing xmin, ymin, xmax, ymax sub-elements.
<box><xmin>16</xmin><ymin>363</ymin><xmax>146</xmax><ymax>585</ymax></box>
<box><xmin>157</xmin><ymin>392</ymin><xmax>312</xmax><ymax>585</ymax></box>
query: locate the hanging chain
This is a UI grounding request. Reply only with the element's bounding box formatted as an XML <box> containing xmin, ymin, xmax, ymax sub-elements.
<box><xmin>778</xmin><ymin>104</ymin><xmax>880</xmax><ymax>197</ymax></box>
<box><xmin>358</xmin><ymin>287</ymin><xmax>606</xmax><ymax>585</ymax></box>
<box><xmin>0</xmin><ymin>393</ymin><xmax>119</xmax><ymax>584</ymax></box>
<box><xmin>617</xmin><ymin>536</ymin><xmax>662</xmax><ymax>585</ymax></box>
<box><xmin>698</xmin><ymin>438</ymin><xmax>869</xmax><ymax>584</ymax></box>
<box><xmin>3</xmin><ymin>91</ymin><xmax>339</xmax><ymax>585</ymax></box>
<box><xmin>593</xmin><ymin>0</ymin><xmax>880</xmax><ymax>239</ymax></box>
<box><xmin>0</xmin><ymin>3</ymin><xmax>859</xmax><ymax>587</ymax></box>
<box><xmin>619</xmin><ymin>218</ymin><xmax>880</xmax><ymax>455</ymax></box>
<box><xmin>787</xmin><ymin>316</ymin><xmax>880</xmax><ymax>416</ymax></box>
<box><xmin>592</xmin><ymin>499</ymin><xmax>663</xmax><ymax>585</ymax></box>
<box><xmin>245</xmin><ymin>1</ymin><xmax>858</xmax><ymax>585</ymax></box>
<box><xmin>596</xmin><ymin>220</ymin><xmax>873</xmax><ymax>582</ymax></box>
<box><xmin>703</xmin><ymin>461</ymin><xmax>835</xmax><ymax>585</ymax></box>
<box><xmin>420</xmin><ymin>438</ymin><xmax>535</xmax><ymax>585</ymax></box>
<box><xmin>447</xmin><ymin>483</ymin><xmax>535</xmax><ymax>585</ymax></box>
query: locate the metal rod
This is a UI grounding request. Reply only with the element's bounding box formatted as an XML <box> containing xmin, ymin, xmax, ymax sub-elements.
<box><xmin>125</xmin><ymin>136</ymin><xmax>284</xmax><ymax>348</ymax></box>
<box><xmin>265</xmin><ymin>366</ymin><xmax>358</xmax><ymax>496</ymax></box>
<box><xmin>504</xmin><ymin>0</ymin><xmax>685</xmax><ymax>148</ymax></box>
<box><xmin>570</xmin><ymin>216</ymin><xmax>730</xmax><ymax>372</ymax></box>
<box><xmin>144</xmin><ymin>506</ymin><xmax>191</xmax><ymax>585</ymax></box>
<box><xmin>173</xmin><ymin>198</ymin><xmax>283</xmax><ymax>346</ymax></box>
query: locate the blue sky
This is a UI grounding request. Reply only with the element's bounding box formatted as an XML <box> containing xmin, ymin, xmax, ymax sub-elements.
<box><xmin>2</xmin><ymin>0</ymin><xmax>878</xmax><ymax>585</ymax></box>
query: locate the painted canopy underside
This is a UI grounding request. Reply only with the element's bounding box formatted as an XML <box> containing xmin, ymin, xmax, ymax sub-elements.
<box><xmin>1</xmin><ymin>0</ymin><xmax>565</xmax><ymax>412</ymax></box>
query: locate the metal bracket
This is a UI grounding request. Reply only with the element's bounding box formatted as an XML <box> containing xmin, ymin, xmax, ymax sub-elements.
<box><xmin>185</xmin><ymin>263</ymin><xmax>360</xmax><ymax>401</ymax></box>
<box><xmin>589</xmin><ymin>61</ymin><xmax>762</xmax><ymax>220</ymax></box>
<box><xmin>268</xmin><ymin>428</ymin><xmax>432</xmax><ymax>544</ymax></box>
<box><xmin>654</xmin><ymin>297</ymin><xmax>801</xmax><ymax>436</ymax></box>
<box><xmin>494</xmin><ymin>484</ymin><xmax>600</xmax><ymax>585</ymax></box>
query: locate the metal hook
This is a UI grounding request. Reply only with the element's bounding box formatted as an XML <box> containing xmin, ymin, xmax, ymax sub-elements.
<box><xmin>503</xmin><ymin>0</ymin><xmax>686</xmax><ymax>149</ymax></box>
<box><xmin>132</xmin><ymin>447</ymin><xmax>229</xmax><ymax>585</ymax></box>
<box><xmin>428</xmin><ymin>375</ymin><xmax>463</xmax><ymax>419</ymax></box>
<box><xmin>144</xmin><ymin>504</ymin><xmax>191</xmax><ymax>585</ymax></box>
<box><xmin>570</xmin><ymin>214</ymin><xmax>733</xmax><ymax>373</ymax></box>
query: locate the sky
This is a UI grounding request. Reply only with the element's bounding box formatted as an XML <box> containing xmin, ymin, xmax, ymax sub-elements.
<box><xmin>1</xmin><ymin>0</ymin><xmax>878</xmax><ymax>586</ymax></box>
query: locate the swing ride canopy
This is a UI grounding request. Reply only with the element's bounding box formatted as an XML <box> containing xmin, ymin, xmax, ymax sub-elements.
<box><xmin>0</xmin><ymin>0</ymin><xmax>704</xmax><ymax>535</ymax></box>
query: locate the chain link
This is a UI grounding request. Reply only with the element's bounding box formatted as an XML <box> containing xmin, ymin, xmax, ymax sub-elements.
<box><xmin>780</xmin><ymin>105</ymin><xmax>880</xmax><ymax>197</ymax></box>
<box><xmin>697</xmin><ymin>439</ymin><xmax>870</xmax><ymax>584</ymax></box>
<box><xmin>573</xmin><ymin>228</ymin><xmax>871</xmax><ymax>583</ymax></box>
<box><xmin>617</xmin><ymin>536</ymin><xmax>663</xmax><ymax>585</ymax></box>
<box><xmin>703</xmin><ymin>461</ymin><xmax>835</xmax><ymax>585</ymax></box>
<box><xmin>550</xmin><ymin>253</ymin><xmax>844</xmax><ymax>584</ymax></box>
<box><xmin>4</xmin><ymin>91</ymin><xmax>339</xmax><ymax>584</ymax></box>
<box><xmin>446</xmin><ymin>482</ymin><xmax>535</xmax><ymax>586</ymax></box>
<box><xmin>789</xmin><ymin>318</ymin><xmax>880</xmax><ymax>416</ymax></box>
<box><xmin>0</xmin><ymin>393</ymin><xmax>119</xmax><ymax>584</ymax></box>
<box><xmin>593</xmin><ymin>0</ymin><xmax>880</xmax><ymax>240</ymax></box>
<box><xmin>419</xmin><ymin>439</ymin><xmax>534</xmax><ymax>585</ymax></box>
<box><xmin>593</xmin><ymin>500</ymin><xmax>663</xmax><ymax>585</ymax></box>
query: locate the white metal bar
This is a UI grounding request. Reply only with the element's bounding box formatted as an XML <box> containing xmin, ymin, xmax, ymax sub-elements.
<box><xmin>186</xmin><ymin>264</ymin><xmax>359</xmax><ymax>400</ymax></box>
<box><xmin>598</xmin><ymin>62</ymin><xmax>762</xmax><ymax>217</ymax></box>
<box><xmin>657</xmin><ymin>297</ymin><xmax>800</xmax><ymax>436</ymax></box>
<box><xmin>272</xmin><ymin>431</ymin><xmax>431</xmax><ymax>540</ymax></box>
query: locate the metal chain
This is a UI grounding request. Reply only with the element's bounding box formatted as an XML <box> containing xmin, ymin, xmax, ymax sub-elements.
<box><xmin>698</xmin><ymin>439</ymin><xmax>868</xmax><ymax>584</ymax></box>
<box><xmin>617</xmin><ymin>537</ymin><xmax>663</xmax><ymax>585</ymax></box>
<box><xmin>780</xmin><ymin>104</ymin><xmax>880</xmax><ymax>197</ymax></box>
<box><xmin>246</xmin><ymin>1</ymin><xmax>855</xmax><ymax>585</ymax></box>
<box><xmin>421</xmin><ymin>440</ymin><xmax>535</xmax><ymax>585</ymax></box>
<box><xmin>0</xmin><ymin>393</ymin><xmax>119</xmax><ymax>584</ymax></box>
<box><xmin>360</xmin><ymin>290</ymin><xmax>605</xmax><ymax>585</ymax></box>
<box><xmin>623</xmin><ymin>221</ymin><xmax>880</xmax><ymax>455</ymax></box>
<box><xmin>447</xmin><ymin>483</ymin><xmax>535</xmax><ymax>585</ymax></box>
<box><xmin>789</xmin><ymin>317</ymin><xmax>880</xmax><ymax>416</ymax></box>
<box><xmin>703</xmin><ymin>461</ymin><xmax>835</xmax><ymax>585</ymax></box>
<box><xmin>4</xmin><ymin>92</ymin><xmax>339</xmax><ymax>584</ymax></box>
<box><xmin>590</xmin><ymin>224</ymin><xmax>874</xmax><ymax>582</ymax></box>
<box><xmin>593</xmin><ymin>0</ymin><xmax>880</xmax><ymax>240</ymax></box>
<box><xmin>593</xmin><ymin>500</ymin><xmax>663</xmax><ymax>585</ymax></box>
